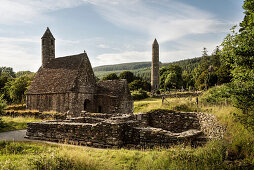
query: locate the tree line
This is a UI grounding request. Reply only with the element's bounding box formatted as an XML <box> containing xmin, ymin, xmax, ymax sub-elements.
<box><xmin>0</xmin><ymin>67</ymin><xmax>34</xmax><ymax>105</ymax></box>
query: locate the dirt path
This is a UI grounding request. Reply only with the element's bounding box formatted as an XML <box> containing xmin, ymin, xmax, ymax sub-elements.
<box><xmin>0</xmin><ymin>129</ymin><xmax>31</xmax><ymax>141</ymax></box>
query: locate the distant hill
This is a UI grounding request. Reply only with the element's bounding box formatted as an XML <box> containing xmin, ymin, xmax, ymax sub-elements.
<box><xmin>162</xmin><ymin>57</ymin><xmax>202</xmax><ymax>73</ymax></box>
<box><xmin>93</xmin><ymin>62</ymin><xmax>152</xmax><ymax>72</ymax></box>
<box><xmin>93</xmin><ymin>57</ymin><xmax>202</xmax><ymax>80</ymax></box>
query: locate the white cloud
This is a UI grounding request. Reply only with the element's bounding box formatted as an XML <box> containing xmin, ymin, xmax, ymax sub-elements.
<box><xmin>85</xmin><ymin>0</ymin><xmax>231</xmax><ymax>43</ymax></box>
<box><xmin>93</xmin><ymin>36</ymin><xmax>222</xmax><ymax>67</ymax></box>
<box><xmin>98</xmin><ymin>44</ymin><xmax>109</xmax><ymax>49</ymax></box>
<box><xmin>0</xmin><ymin>41</ymin><xmax>40</xmax><ymax>72</ymax></box>
<box><xmin>0</xmin><ymin>0</ymin><xmax>241</xmax><ymax>71</ymax></box>
<box><xmin>94</xmin><ymin>51</ymin><xmax>150</xmax><ymax>66</ymax></box>
<box><xmin>0</xmin><ymin>0</ymin><xmax>83</xmax><ymax>24</ymax></box>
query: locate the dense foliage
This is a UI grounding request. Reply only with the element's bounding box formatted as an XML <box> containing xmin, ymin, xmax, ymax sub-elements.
<box><xmin>220</xmin><ymin>0</ymin><xmax>254</xmax><ymax>128</ymax></box>
<box><xmin>102</xmin><ymin>73</ymin><xmax>119</xmax><ymax>80</ymax></box>
<box><xmin>0</xmin><ymin>67</ymin><xmax>34</xmax><ymax>104</ymax></box>
<box><xmin>200</xmin><ymin>84</ymin><xmax>232</xmax><ymax>105</ymax></box>
<box><xmin>131</xmin><ymin>89</ymin><xmax>149</xmax><ymax>100</ymax></box>
<box><xmin>159</xmin><ymin>65</ymin><xmax>183</xmax><ymax>90</ymax></box>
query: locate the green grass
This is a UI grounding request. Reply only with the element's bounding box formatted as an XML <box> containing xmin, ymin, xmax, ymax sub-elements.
<box><xmin>0</xmin><ymin>116</ymin><xmax>44</xmax><ymax>132</ymax></box>
<box><xmin>134</xmin><ymin>97</ymin><xmax>198</xmax><ymax>113</ymax></box>
<box><xmin>0</xmin><ymin>141</ymin><xmax>230</xmax><ymax>169</ymax></box>
<box><xmin>0</xmin><ymin>97</ymin><xmax>254</xmax><ymax>169</ymax></box>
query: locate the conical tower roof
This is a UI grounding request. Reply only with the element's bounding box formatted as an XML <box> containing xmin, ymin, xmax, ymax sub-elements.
<box><xmin>153</xmin><ymin>38</ymin><xmax>158</xmax><ymax>45</ymax></box>
<box><xmin>41</xmin><ymin>27</ymin><xmax>55</xmax><ymax>39</ymax></box>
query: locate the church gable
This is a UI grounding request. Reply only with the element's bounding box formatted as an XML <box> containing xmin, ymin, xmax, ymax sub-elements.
<box><xmin>74</xmin><ymin>53</ymin><xmax>97</xmax><ymax>93</ymax></box>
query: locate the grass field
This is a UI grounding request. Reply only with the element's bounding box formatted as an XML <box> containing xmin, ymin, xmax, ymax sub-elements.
<box><xmin>0</xmin><ymin>116</ymin><xmax>44</xmax><ymax>132</ymax></box>
<box><xmin>0</xmin><ymin>97</ymin><xmax>254</xmax><ymax>169</ymax></box>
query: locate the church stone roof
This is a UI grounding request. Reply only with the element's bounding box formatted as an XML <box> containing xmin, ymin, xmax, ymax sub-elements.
<box><xmin>42</xmin><ymin>27</ymin><xmax>55</xmax><ymax>39</ymax></box>
<box><xmin>27</xmin><ymin>53</ymin><xmax>86</xmax><ymax>94</ymax></box>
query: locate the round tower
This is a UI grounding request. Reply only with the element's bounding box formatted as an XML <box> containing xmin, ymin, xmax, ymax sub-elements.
<box><xmin>151</xmin><ymin>39</ymin><xmax>159</xmax><ymax>91</ymax></box>
<box><xmin>41</xmin><ymin>27</ymin><xmax>55</xmax><ymax>68</ymax></box>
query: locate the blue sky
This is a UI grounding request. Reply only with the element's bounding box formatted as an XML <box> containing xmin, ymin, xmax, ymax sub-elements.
<box><xmin>0</xmin><ymin>0</ymin><xmax>244</xmax><ymax>72</ymax></box>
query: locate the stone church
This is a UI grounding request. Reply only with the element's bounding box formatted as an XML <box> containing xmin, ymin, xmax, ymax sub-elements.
<box><xmin>26</xmin><ymin>28</ymin><xmax>133</xmax><ymax>116</ymax></box>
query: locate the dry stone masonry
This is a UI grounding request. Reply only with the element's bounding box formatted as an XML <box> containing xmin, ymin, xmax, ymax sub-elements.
<box><xmin>26</xmin><ymin>109</ymin><xmax>226</xmax><ymax>148</ymax></box>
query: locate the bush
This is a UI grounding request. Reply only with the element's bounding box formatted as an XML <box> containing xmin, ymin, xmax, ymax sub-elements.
<box><xmin>129</xmin><ymin>80</ymin><xmax>151</xmax><ymax>91</ymax></box>
<box><xmin>131</xmin><ymin>89</ymin><xmax>149</xmax><ymax>100</ymax></box>
<box><xmin>102</xmin><ymin>73</ymin><xmax>119</xmax><ymax>80</ymax></box>
<box><xmin>172</xmin><ymin>104</ymin><xmax>196</xmax><ymax>112</ymax></box>
<box><xmin>200</xmin><ymin>84</ymin><xmax>232</xmax><ymax>104</ymax></box>
<box><xmin>0</xmin><ymin>95</ymin><xmax>7</xmax><ymax>114</ymax></box>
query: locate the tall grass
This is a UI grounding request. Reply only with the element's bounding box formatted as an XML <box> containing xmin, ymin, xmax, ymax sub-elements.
<box><xmin>0</xmin><ymin>141</ymin><xmax>229</xmax><ymax>169</ymax></box>
<box><xmin>0</xmin><ymin>116</ymin><xmax>44</xmax><ymax>132</ymax></box>
<box><xmin>0</xmin><ymin>97</ymin><xmax>254</xmax><ymax>169</ymax></box>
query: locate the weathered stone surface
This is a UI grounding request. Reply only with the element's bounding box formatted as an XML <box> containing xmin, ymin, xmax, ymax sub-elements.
<box><xmin>26</xmin><ymin>110</ymin><xmax>226</xmax><ymax>148</ymax></box>
<box><xmin>151</xmin><ymin>39</ymin><xmax>159</xmax><ymax>91</ymax></box>
<box><xmin>26</xmin><ymin>28</ymin><xmax>133</xmax><ymax>116</ymax></box>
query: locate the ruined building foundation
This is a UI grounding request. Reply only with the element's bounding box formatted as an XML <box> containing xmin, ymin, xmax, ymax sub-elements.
<box><xmin>26</xmin><ymin>109</ymin><xmax>225</xmax><ymax>148</ymax></box>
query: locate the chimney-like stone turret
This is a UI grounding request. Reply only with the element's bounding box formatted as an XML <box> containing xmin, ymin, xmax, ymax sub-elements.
<box><xmin>151</xmin><ymin>39</ymin><xmax>159</xmax><ymax>91</ymax></box>
<box><xmin>41</xmin><ymin>27</ymin><xmax>55</xmax><ymax>68</ymax></box>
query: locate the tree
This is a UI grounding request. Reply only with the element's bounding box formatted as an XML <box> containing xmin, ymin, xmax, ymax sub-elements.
<box><xmin>200</xmin><ymin>47</ymin><xmax>210</xmax><ymax>71</ymax></box>
<box><xmin>128</xmin><ymin>80</ymin><xmax>151</xmax><ymax>91</ymax></box>
<box><xmin>220</xmin><ymin>0</ymin><xmax>254</xmax><ymax>124</ymax></box>
<box><xmin>0</xmin><ymin>94</ymin><xmax>7</xmax><ymax>114</ymax></box>
<box><xmin>9</xmin><ymin>75</ymin><xmax>32</xmax><ymax>103</ymax></box>
<box><xmin>182</xmin><ymin>71</ymin><xmax>194</xmax><ymax>89</ymax></box>
<box><xmin>216</xmin><ymin>64</ymin><xmax>232</xmax><ymax>85</ymax></box>
<box><xmin>0</xmin><ymin>67</ymin><xmax>15</xmax><ymax>78</ymax></box>
<box><xmin>164</xmin><ymin>72</ymin><xmax>178</xmax><ymax>89</ymax></box>
<box><xmin>0</xmin><ymin>73</ymin><xmax>10</xmax><ymax>92</ymax></box>
<box><xmin>211</xmin><ymin>46</ymin><xmax>221</xmax><ymax>68</ymax></box>
<box><xmin>102</xmin><ymin>73</ymin><xmax>119</xmax><ymax>80</ymax></box>
<box><xmin>160</xmin><ymin>65</ymin><xmax>183</xmax><ymax>90</ymax></box>
<box><xmin>119</xmin><ymin>71</ymin><xmax>135</xmax><ymax>83</ymax></box>
<box><xmin>15</xmin><ymin>71</ymin><xmax>34</xmax><ymax>78</ymax></box>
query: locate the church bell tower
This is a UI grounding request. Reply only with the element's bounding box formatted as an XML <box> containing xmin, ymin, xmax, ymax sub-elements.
<box><xmin>41</xmin><ymin>27</ymin><xmax>55</xmax><ymax>68</ymax></box>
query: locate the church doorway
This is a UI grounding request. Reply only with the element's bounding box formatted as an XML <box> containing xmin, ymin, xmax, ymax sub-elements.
<box><xmin>84</xmin><ymin>99</ymin><xmax>90</xmax><ymax>111</ymax></box>
<box><xmin>98</xmin><ymin>106</ymin><xmax>102</xmax><ymax>113</ymax></box>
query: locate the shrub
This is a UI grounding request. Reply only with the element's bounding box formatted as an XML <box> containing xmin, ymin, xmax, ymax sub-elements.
<box><xmin>200</xmin><ymin>84</ymin><xmax>232</xmax><ymax>105</ymax></box>
<box><xmin>131</xmin><ymin>89</ymin><xmax>149</xmax><ymax>100</ymax></box>
<box><xmin>172</xmin><ymin>104</ymin><xmax>195</xmax><ymax>112</ymax></box>
<box><xmin>129</xmin><ymin>80</ymin><xmax>151</xmax><ymax>91</ymax></box>
<box><xmin>0</xmin><ymin>95</ymin><xmax>7</xmax><ymax>114</ymax></box>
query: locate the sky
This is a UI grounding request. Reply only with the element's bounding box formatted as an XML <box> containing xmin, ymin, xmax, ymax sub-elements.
<box><xmin>0</xmin><ymin>0</ymin><xmax>244</xmax><ymax>72</ymax></box>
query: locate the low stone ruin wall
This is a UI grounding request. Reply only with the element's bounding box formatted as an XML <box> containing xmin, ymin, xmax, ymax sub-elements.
<box><xmin>136</xmin><ymin>109</ymin><xmax>226</xmax><ymax>139</ymax></box>
<box><xmin>26</xmin><ymin>110</ymin><xmax>226</xmax><ymax>148</ymax></box>
<box><xmin>27</xmin><ymin>119</ymin><xmax>138</xmax><ymax>148</ymax></box>
<box><xmin>195</xmin><ymin>112</ymin><xmax>226</xmax><ymax>139</ymax></box>
<box><xmin>136</xmin><ymin>110</ymin><xmax>200</xmax><ymax>133</ymax></box>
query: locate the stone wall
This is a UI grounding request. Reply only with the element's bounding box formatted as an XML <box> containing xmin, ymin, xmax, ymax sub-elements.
<box><xmin>26</xmin><ymin>110</ymin><xmax>226</xmax><ymax>148</ymax></box>
<box><xmin>136</xmin><ymin>109</ymin><xmax>225</xmax><ymax>139</ymax></box>
<box><xmin>26</xmin><ymin>93</ymin><xmax>69</xmax><ymax>113</ymax></box>
<box><xmin>139</xmin><ymin>110</ymin><xmax>200</xmax><ymax>133</ymax></box>
<box><xmin>27</xmin><ymin>118</ymin><xmax>138</xmax><ymax>148</ymax></box>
